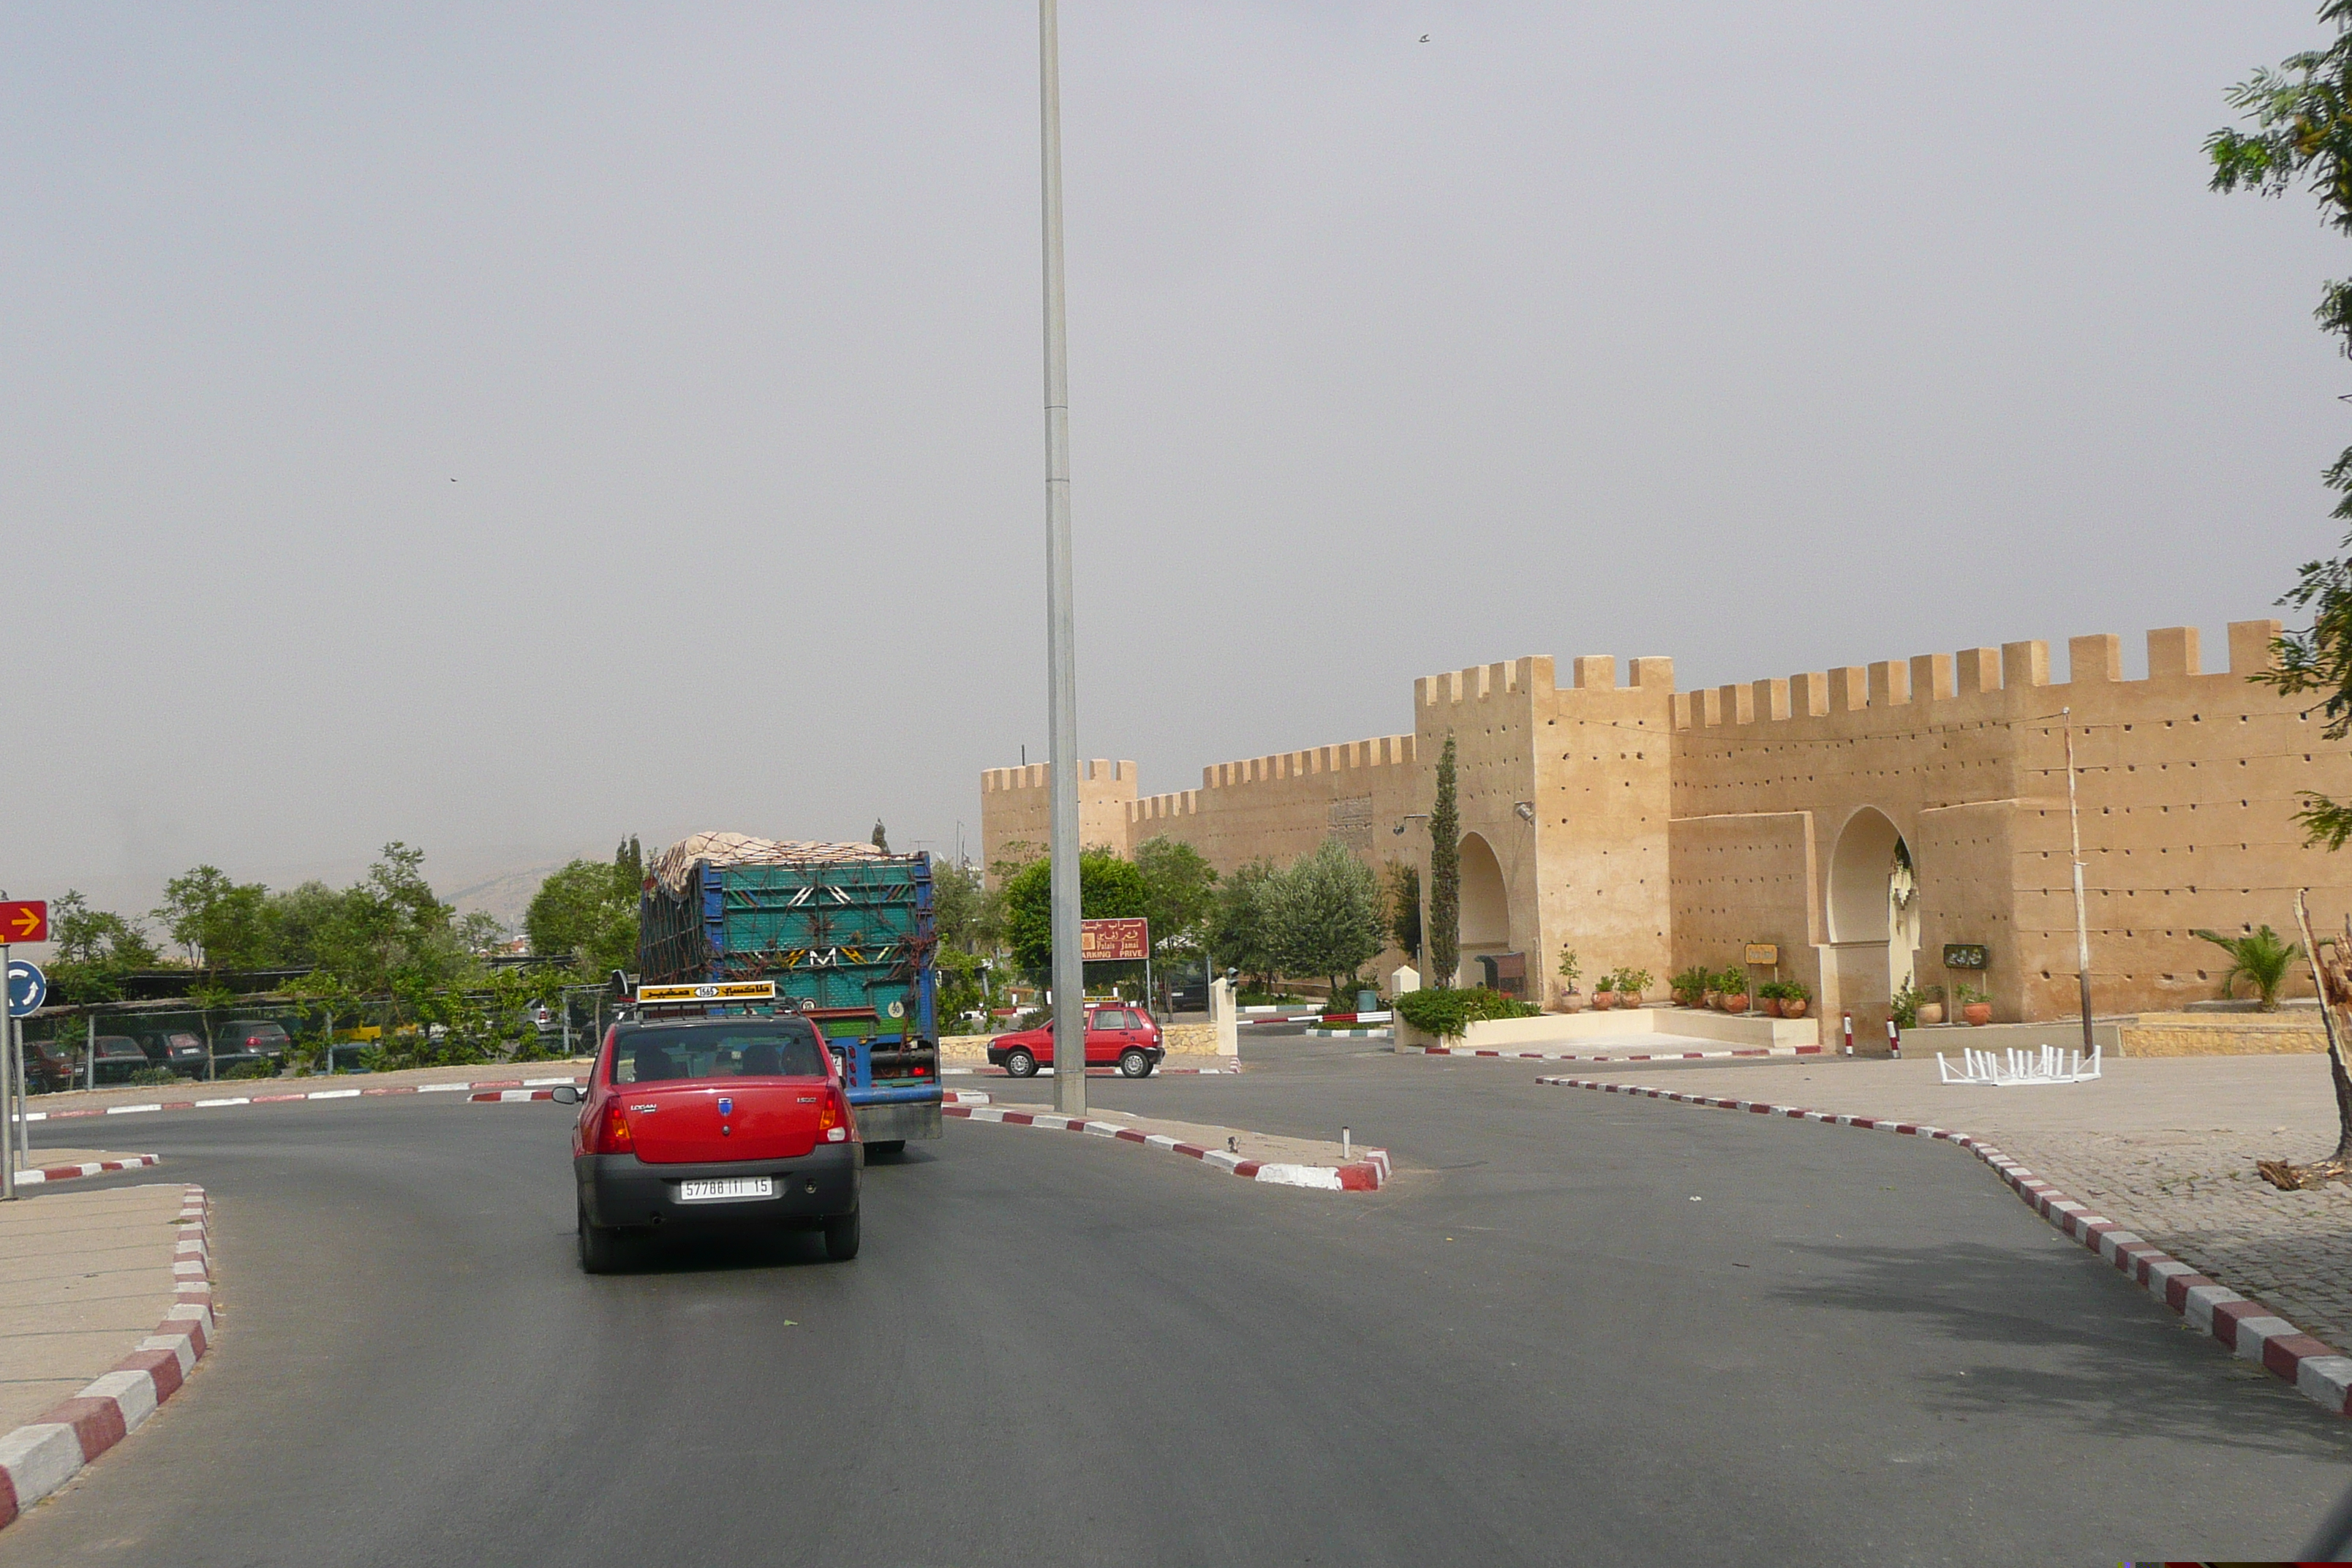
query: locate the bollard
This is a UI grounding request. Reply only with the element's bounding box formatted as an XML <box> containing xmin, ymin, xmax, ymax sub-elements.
<box><xmin>1842</xmin><ymin>1012</ymin><xmax>1855</xmax><ymax>1056</ymax></box>
<box><xmin>1342</xmin><ymin>1126</ymin><xmax>1352</xmax><ymax>1159</ymax></box>
<box><xmin>1887</xmin><ymin>1017</ymin><xmax>1901</xmax><ymax>1059</ymax></box>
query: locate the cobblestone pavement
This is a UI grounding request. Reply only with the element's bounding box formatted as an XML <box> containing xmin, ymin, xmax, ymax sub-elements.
<box><xmin>1569</xmin><ymin>1052</ymin><xmax>2352</xmax><ymax>1350</ymax></box>
<box><xmin>1993</xmin><ymin>1127</ymin><xmax>2352</xmax><ymax>1351</ymax></box>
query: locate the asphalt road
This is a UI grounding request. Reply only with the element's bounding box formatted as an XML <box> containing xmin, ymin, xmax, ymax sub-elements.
<box><xmin>4</xmin><ymin>1039</ymin><xmax>2348</xmax><ymax>1566</ymax></box>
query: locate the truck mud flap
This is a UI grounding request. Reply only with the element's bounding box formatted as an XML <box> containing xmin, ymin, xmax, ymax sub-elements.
<box><xmin>853</xmin><ymin>1098</ymin><xmax>943</xmax><ymax>1144</ymax></box>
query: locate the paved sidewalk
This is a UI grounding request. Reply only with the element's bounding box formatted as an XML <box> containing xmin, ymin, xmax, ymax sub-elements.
<box><xmin>22</xmin><ymin>1058</ymin><xmax>593</xmax><ymax>1120</ymax></box>
<box><xmin>1570</xmin><ymin>1053</ymin><xmax>2352</xmax><ymax>1349</ymax></box>
<box><xmin>0</xmin><ymin>1185</ymin><xmax>196</xmax><ymax>1433</ymax></box>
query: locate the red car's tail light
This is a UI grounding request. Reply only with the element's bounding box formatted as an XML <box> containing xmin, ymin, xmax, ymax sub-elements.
<box><xmin>817</xmin><ymin>1088</ymin><xmax>851</xmax><ymax>1143</ymax></box>
<box><xmin>593</xmin><ymin>1098</ymin><xmax>633</xmax><ymax>1154</ymax></box>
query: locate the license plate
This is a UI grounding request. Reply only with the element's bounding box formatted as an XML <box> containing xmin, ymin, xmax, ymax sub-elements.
<box><xmin>676</xmin><ymin>1177</ymin><xmax>774</xmax><ymax>1203</ymax></box>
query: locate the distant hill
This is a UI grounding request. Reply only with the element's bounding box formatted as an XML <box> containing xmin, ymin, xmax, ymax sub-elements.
<box><xmin>445</xmin><ymin>862</ymin><xmax>568</xmax><ymax>930</ymax></box>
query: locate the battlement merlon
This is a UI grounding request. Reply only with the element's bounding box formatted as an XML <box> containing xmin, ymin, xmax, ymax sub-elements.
<box><xmin>1670</xmin><ymin>621</ymin><xmax>2285</xmax><ymax>729</ymax></box>
<box><xmin>1199</xmin><ymin>734</ymin><xmax>1417</xmax><ymax>791</ymax></box>
<box><xmin>1413</xmin><ymin>655</ymin><xmax>1676</xmax><ymax>713</ymax></box>
<box><xmin>979</xmin><ymin>758</ymin><xmax>1140</xmax><ymax>795</ymax></box>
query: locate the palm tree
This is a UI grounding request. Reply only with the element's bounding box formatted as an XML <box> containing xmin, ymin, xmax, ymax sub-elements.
<box><xmin>2193</xmin><ymin>925</ymin><xmax>2303</xmax><ymax>1011</ymax></box>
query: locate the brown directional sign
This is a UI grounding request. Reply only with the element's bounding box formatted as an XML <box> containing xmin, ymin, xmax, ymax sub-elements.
<box><xmin>1079</xmin><ymin>918</ymin><xmax>1150</xmax><ymax>962</ymax></box>
<box><xmin>1943</xmin><ymin>943</ymin><xmax>1989</xmax><ymax>970</ymax></box>
<box><xmin>0</xmin><ymin>902</ymin><xmax>46</xmax><ymax>944</ymax></box>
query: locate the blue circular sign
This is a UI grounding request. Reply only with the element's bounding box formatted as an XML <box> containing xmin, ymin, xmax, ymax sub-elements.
<box><xmin>7</xmin><ymin>961</ymin><xmax>47</xmax><ymax>1019</ymax></box>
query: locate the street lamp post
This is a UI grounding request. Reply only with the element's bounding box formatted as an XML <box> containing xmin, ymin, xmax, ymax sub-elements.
<box><xmin>1039</xmin><ymin>0</ymin><xmax>1086</xmax><ymax>1116</ymax></box>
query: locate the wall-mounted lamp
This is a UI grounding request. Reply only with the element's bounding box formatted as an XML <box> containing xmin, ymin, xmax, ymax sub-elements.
<box><xmin>1513</xmin><ymin>802</ymin><xmax>1537</xmax><ymax>823</ymax></box>
<box><xmin>1392</xmin><ymin>813</ymin><xmax>1431</xmax><ymax>836</ymax></box>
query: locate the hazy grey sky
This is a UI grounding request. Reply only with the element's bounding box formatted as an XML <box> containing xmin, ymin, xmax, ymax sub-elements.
<box><xmin>5</xmin><ymin>2</ymin><xmax>2345</xmax><ymax>922</ymax></box>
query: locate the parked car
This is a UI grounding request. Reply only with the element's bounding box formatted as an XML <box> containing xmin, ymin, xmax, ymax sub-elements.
<box><xmin>88</xmin><ymin>1036</ymin><xmax>154</xmax><ymax>1085</ymax></box>
<box><xmin>1166</xmin><ymin>979</ymin><xmax>1210</xmax><ymax>1014</ymax></box>
<box><xmin>137</xmin><ymin>1030</ymin><xmax>212</xmax><ymax>1078</ymax></box>
<box><xmin>21</xmin><ymin>1040</ymin><xmax>77</xmax><ymax>1093</ymax></box>
<box><xmin>211</xmin><ymin>1020</ymin><xmax>290</xmax><ymax>1074</ymax></box>
<box><xmin>987</xmin><ymin>1005</ymin><xmax>1164</xmax><ymax>1079</ymax></box>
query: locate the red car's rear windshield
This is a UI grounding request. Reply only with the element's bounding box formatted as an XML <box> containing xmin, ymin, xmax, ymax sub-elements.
<box><xmin>611</xmin><ymin>1021</ymin><xmax>826</xmax><ymax>1085</ymax></box>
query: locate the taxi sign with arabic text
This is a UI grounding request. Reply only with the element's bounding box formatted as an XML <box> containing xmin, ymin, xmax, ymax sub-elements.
<box><xmin>0</xmin><ymin>902</ymin><xmax>47</xmax><ymax>944</ymax></box>
<box><xmin>637</xmin><ymin>980</ymin><xmax>778</xmax><ymax>1004</ymax></box>
<box><xmin>1079</xmin><ymin>918</ymin><xmax>1150</xmax><ymax>963</ymax></box>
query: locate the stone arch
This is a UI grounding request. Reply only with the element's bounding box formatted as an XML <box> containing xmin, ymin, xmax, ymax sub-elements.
<box><xmin>1457</xmin><ymin>832</ymin><xmax>1509</xmax><ymax>985</ymax></box>
<box><xmin>1825</xmin><ymin>807</ymin><xmax>1922</xmax><ymax>1033</ymax></box>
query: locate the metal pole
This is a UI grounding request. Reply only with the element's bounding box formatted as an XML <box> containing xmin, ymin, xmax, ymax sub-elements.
<box><xmin>86</xmin><ymin>1012</ymin><xmax>95</xmax><ymax>1092</ymax></box>
<box><xmin>1</xmin><ymin>943</ymin><xmax>14</xmax><ymax>1200</ymax></box>
<box><xmin>2063</xmin><ymin>709</ymin><xmax>2096</xmax><ymax>1060</ymax></box>
<box><xmin>1039</xmin><ymin>0</ymin><xmax>1086</xmax><ymax>1117</ymax></box>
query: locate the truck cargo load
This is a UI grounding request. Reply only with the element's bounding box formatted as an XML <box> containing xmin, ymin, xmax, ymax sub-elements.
<box><xmin>637</xmin><ymin>833</ymin><xmax>941</xmax><ymax>1149</ymax></box>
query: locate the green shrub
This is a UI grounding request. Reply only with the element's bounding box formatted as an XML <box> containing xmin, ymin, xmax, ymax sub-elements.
<box><xmin>1714</xmin><ymin>967</ymin><xmax>1750</xmax><ymax>996</ymax></box>
<box><xmin>1395</xmin><ymin>985</ymin><xmax>1540</xmax><ymax>1040</ymax></box>
<box><xmin>1670</xmin><ymin>966</ymin><xmax>1711</xmax><ymax>1004</ymax></box>
<box><xmin>223</xmin><ymin>1059</ymin><xmax>279</xmax><ymax>1080</ymax></box>
<box><xmin>1614</xmin><ymin>968</ymin><xmax>1652</xmax><ymax>1000</ymax></box>
<box><xmin>127</xmin><ymin>1066</ymin><xmax>181</xmax><ymax>1087</ymax></box>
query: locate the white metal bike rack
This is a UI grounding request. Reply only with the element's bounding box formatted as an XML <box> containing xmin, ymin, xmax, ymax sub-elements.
<box><xmin>1936</xmin><ymin>1042</ymin><xmax>2102</xmax><ymax>1087</ymax></box>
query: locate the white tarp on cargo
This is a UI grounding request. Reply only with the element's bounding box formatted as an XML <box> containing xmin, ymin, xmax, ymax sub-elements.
<box><xmin>649</xmin><ymin>832</ymin><xmax>893</xmax><ymax>895</ymax></box>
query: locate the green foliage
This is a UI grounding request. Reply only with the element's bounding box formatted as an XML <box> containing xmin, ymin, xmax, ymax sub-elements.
<box><xmin>525</xmin><ymin>844</ymin><xmax>641</xmax><ymax>979</ymax></box>
<box><xmin>2194</xmin><ymin>924</ymin><xmax>2304</xmax><ymax>1009</ymax></box>
<box><xmin>1670</xmin><ymin>965</ymin><xmax>1711</xmax><ymax>1004</ymax></box>
<box><xmin>1714</xmin><ymin>967</ymin><xmax>1749</xmax><ymax>995</ymax></box>
<box><xmin>2211</xmin><ymin>10</ymin><xmax>2352</xmax><ymax>845</ymax></box>
<box><xmin>1556</xmin><ymin>945</ymin><xmax>1582</xmax><ymax>991</ymax></box>
<box><xmin>456</xmin><ymin>911</ymin><xmax>510</xmax><ymax>954</ymax></box>
<box><xmin>1613</xmin><ymin>967</ymin><xmax>1653</xmax><ymax>1000</ymax></box>
<box><xmin>222</xmin><ymin>1058</ymin><xmax>279</xmax><ymax>1080</ymax></box>
<box><xmin>1394</xmin><ymin>984</ymin><xmax>1540</xmax><ymax>1040</ymax></box>
<box><xmin>1208</xmin><ymin>859</ymin><xmax>1284</xmax><ymax>994</ymax></box>
<box><xmin>1386</xmin><ymin>862</ymin><xmax>1422</xmax><ymax>963</ymax></box>
<box><xmin>127</xmin><ymin>1066</ymin><xmax>181</xmax><ymax>1087</ymax></box>
<box><xmin>45</xmin><ymin>891</ymin><xmax>164</xmax><ymax>1005</ymax></box>
<box><xmin>935</xmin><ymin>946</ymin><xmax>987</xmax><ymax>1029</ymax></box>
<box><xmin>931</xmin><ymin>857</ymin><xmax>987</xmax><ymax>953</ymax></box>
<box><xmin>1427</xmin><ymin>736</ymin><xmax>1460</xmax><ymax>988</ymax></box>
<box><xmin>1134</xmin><ymin>837</ymin><xmax>1220</xmax><ymax>968</ymax></box>
<box><xmin>1001</xmin><ymin>849</ymin><xmax>1150</xmax><ymax>979</ymax></box>
<box><xmin>1891</xmin><ymin>981</ymin><xmax>1923</xmax><ymax>1029</ymax></box>
<box><xmin>1264</xmin><ymin>840</ymin><xmax>1386</xmax><ymax>998</ymax></box>
<box><xmin>1953</xmin><ymin>981</ymin><xmax>1988</xmax><ymax>1007</ymax></box>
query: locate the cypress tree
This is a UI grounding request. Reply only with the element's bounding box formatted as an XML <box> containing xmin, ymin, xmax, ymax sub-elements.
<box><xmin>1427</xmin><ymin>735</ymin><xmax>1460</xmax><ymax>987</ymax></box>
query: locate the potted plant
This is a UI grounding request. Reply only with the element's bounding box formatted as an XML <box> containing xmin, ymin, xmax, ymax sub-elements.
<box><xmin>1670</xmin><ymin>966</ymin><xmax>1710</xmax><ymax>1009</ymax></box>
<box><xmin>1556</xmin><ymin>945</ymin><xmax>1583</xmax><ymax>1012</ymax></box>
<box><xmin>1757</xmin><ymin>979</ymin><xmax>1786</xmax><ymax>1017</ymax></box>
<box><xmin>1716</xmin><ymin>966</ymin><xmax>1749</xmax><ymax>1013</ymax></box>
<box><xmin>1616</xmin><ymin>968</ymin><xmax>1651</xmax><ymax>1009</ymax></box>
<box><xmin>1956</xmin><ymin>982</ymin><xmax>1991</xmax><ymax>1026</ymax></box>
<box><xmin>1781</xmin><ymin>980</ymin><xmax>1811</xmax><ymax>1018</ymax></box>
<box><xmin>1915</xmin><ymin>983</ymin><xmax>1945</xmax><ymax>1027</ymax></box>
<box><xmin>1591</xmin><ymin>968</ymin><xmax>1620</xmax><ymax>1010</ymax></box>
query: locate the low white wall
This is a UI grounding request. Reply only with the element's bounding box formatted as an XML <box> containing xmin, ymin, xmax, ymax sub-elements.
<box><xmin>1395</xmin><ymin>1006</ymin><xmax>1819</xmax><ymax>1052</ymax></box>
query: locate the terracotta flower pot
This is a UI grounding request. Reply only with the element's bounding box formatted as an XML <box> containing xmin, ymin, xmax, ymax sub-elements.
<box><xmin>1719</xmin><ymin>992</ymin><xmax>1749</xmax><ymax>1013</ymax></box>
<box><xmin>1783</xmin><ymin>998</ymin><xmax>1809</xmax><ymax>1018</ymax></box>
<box><xmin>1762</xmin><ymin>997</ymin><xmax>1784</xmax><ymax>1017</ymax></box>
<box><xmin>1591</xmin><ymin>991</ymin><xmax>1616</xmax><ymax>1011</ymax></box>
<box><xmin>1915</xmin><ymin>1002</ymin><xmax>1944</xmax><ymax>1026</ymax></box>
<box><xmin>1962</xmin><ymin>1002</ymin><xmax>1992</xmax><ymax>1027</ymax></box>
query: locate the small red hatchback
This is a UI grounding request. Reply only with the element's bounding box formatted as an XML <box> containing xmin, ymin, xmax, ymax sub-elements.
<box><xmin>985</xmin><ymin>1004</ymin><xmax>1164</xmax><ymax>1079</ymax></box>
<box><xmin>558</xmin><ymin>1016</ymin><xmax>862</xmax><ymax>1273</ymax></box>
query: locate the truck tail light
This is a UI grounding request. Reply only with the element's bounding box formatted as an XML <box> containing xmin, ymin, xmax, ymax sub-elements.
<box><xmin>594</xmin><ymin>1098</ymin><xmax>633</xmax><ymax>1154</ymax></box>
<box><xmin>817</xmin><ymin>1088</ymin><xmax>852</xmax><ymax>1143</ymax></box>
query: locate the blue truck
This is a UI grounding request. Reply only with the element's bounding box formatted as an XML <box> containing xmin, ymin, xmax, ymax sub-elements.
<box><xmin>636</xmin><ymin>838</ymin><xmax>941</xmax><ymax>1152</ymax></box>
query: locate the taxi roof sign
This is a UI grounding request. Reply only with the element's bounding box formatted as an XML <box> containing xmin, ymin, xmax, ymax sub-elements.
<box><xmin>636</xmin><ymin>980</ymin><xmax>778</xmax><ymax>1004</ymax></box>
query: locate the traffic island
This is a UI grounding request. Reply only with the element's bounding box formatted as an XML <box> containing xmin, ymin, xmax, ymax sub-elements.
<box><xmin>14</xmin><ymin>1151</ymin><xmax>160</xmax><ymax>1186</ymax></box>
<box><xmin>943</xmin><ymin>1103</ymin><xmax>1391</xmax><ymax>1191</ymax></box>
<box><xmin>0</xmin><ymin>1183</ymin><xmax>214</xmax><ymax>1527</ymax></box>
<box><xmin>23</xmin><ymin>1066</ymin><xmax>592</xmax><ymax>1126</ymax></box>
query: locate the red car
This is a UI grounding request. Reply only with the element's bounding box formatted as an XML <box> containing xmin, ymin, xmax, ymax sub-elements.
<box><xmin>987</xmin><ymin>1004</ymin><xmax>1164</xmax><ymax>1079</ymax></box>
<box><xmin>556</xmin><ymin>1015</ymin><xmax>862</xmax><ymax>1273</ymax></box>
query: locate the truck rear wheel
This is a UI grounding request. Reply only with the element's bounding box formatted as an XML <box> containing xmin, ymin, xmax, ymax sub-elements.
<box><xmin>867</xmin><ymin>1139</ymin><xmax>905</xmax><ymax>1158</ymax></box>
<box><xmin>823</xmin><ymin>1206</ymin><xmax>861</xmax><ymax>1261</ymax></box>
<box><xmin>1004</xmin><ymin>1049</ymin><xmax>1037</xmax><ymax>1078</ymax></box>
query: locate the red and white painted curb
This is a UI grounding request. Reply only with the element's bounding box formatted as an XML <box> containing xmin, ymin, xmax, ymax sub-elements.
<box><xmin>943</xmin><ymin>1104</ymin><xmax>1390</xmax><ymax>1191</ymax></box>
<box><xmin>943</xmin><ymin>1061</ymin><xmax>1242</xmax><ymax>1077</ymax></box>
<box><xmin>0</xmin><ymin>1185</ymin><xmax>216</xmax><ymax>1529</ymax></box>
<box><xmin>1418</xmin><ymin>1044</ymin><xmax>1822</xmax><ymax>1064</ymax></box>
<box><xmin>469</xmin><ymin>1088</ymin><xmax>565</xmax><ymax>1103</ymax></box>
<box><xmin>15</xmin><ymin>1154</ymin><xmax>161</xmax><ymax>1186</ymax></box>
<box><xmin>26</xmin><ymin>1074</ymin><xmax>588</xmax><ymax>1123</ymax></box>
<box><xmin>1542</xmin><ymin>1076</ymin><xmax>2352</xmax><ymax>1418</ymax></box>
